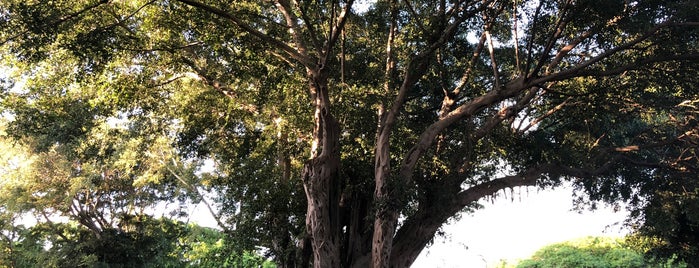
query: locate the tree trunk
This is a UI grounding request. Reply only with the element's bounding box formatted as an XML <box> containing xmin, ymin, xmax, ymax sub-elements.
<box><xmin>302</xmin><ymin>72</ymin><xmax>343</xmax><ymax>268</ymax></box>
<box><xmin>372</xmin><ymin>129</ymin><xmax>399</xmax><ymax>268</ymax></box>
<box><xmin>371</xmin><ymin>0</ymin><xmax>399</xmax><ymax>265</ymax></box>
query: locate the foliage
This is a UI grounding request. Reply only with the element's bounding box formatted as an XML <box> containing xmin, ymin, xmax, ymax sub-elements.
<box><xmin>178</xmin><ymin>224</ymin><xmax>276</xmax><ymax>268</ymax></box>
<box><xmin>625</xmin><ymin>101</ymin><xmax>699</xmax><ymax>265</ymax></box>
<box><xmin>0</xmin><ymin>216</ymin><xmax>274</xmax><ymax>268</ymax></box>
<box><xmin>624</xmin><ymin>232</ymin><xmax>696</xmax><ymax>268</ymax></box>
<box><xmin>515</xmin><ymin>237</ymin><xmax>686</xmax><ymax>268</ymax></box>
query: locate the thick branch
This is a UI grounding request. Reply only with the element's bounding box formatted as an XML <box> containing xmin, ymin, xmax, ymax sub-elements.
<box><xmin>483</xmin><ymin>2</ymin><xmax>507</xmax><ymax>89</ymax></box>
<box><xmin>456</xmin><ymin>165</ymin><xmax>555</xmax><ymax>206</ymax></box>
<box><xmin>518</xmin><ymin>96</ymin><xmax>572</xmax><ymax>133</ymax></box>
<box><xmin>524</xmin><ymin>0</ymin><xmax>544</xmax><ymax>76</ymax></box>
<box><xmin>274</xmin><ymin>0</ymin><xmax>312</xmax><ymax>63</ymax></box>
<box><xmin>399</xmin><ymin>76</ymin><xmax>531</xmax><ymax>181</ymax></box>
<box><xmin>382</xmin><ymin>0</ymin><xmax>491</xmax><ymax>135</ymax></box>
<box><xmin>545</xmin><ymin>13</ymin><xmax>627</xmax><ymax>74</ymax></box>
<box><xmin>574</xmin><ymin>54</ymin><xmax>699</xmax><ymax>78</ymax></box>
<box><xmin>391</xmin><ymin>145</ymin><xmax>662</xmax><ymax>267</ymax></box>
<box><xmin>530</xmin><ymin>0</ymin><xmax>573</xmax><ymax>77</ymax></box>
<box><xmin>473</xmin><ymin>87</ymin><xmax>539</xmax><ymax>139</ymax></box>
<box><xmin>546</xmin><ymin>29</ymin><xmax>595</xmax><ymax>74</ymax></box>
<box><xmin>390</xmin><ymin>163</ymin><xmax>567</xmax><ymax>267</ymax></box>
<box><xmin>439</xmin><ymin>32</ymin><xmax>487</xmax><ymax>119</ymax></box>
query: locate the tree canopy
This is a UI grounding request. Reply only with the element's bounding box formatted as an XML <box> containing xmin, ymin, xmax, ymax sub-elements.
<box><xmin>1</xmin><ymin>0</ymin><xmax>698</xmax><ymax>267</ymax></box>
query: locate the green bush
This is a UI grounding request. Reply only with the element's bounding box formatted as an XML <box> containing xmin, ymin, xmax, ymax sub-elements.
<box><xmin>515</xmin><ymin>237</ymin><xmax>645</xmax><ymax>268</ymax></box>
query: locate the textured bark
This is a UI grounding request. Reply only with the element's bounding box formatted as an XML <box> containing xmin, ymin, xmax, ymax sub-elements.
<box><xmin>303</xmin><ymin>155</ymin><xmax>342</xmax><ymax>268</ymax></box>
<box><xmin>372</xmin><ymin>107</ymin><xmax>397</xmax><ymax>268</ymax></box>
<box><xmin>388</xmin><ymin>169</ymin><xmax>544</xmax><ymax>267</ymax></box>
<box><xmin>302</xmin><ymin>73</ymin><xmax>343</xmax><ymax>268</ymax></box>
<box><xmin>371</xmin><ymin>60</ymin><xmax>428</xmax><ymax>267</ymax></box>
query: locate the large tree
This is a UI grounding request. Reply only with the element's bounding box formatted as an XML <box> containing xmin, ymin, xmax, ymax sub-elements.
<box><xmin>1</xmin><ymin>0</ymin><xmax>698</xmax><ymax>267</ymax></box>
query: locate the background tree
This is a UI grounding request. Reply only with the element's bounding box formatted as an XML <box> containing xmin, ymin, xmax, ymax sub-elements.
<box><xmin>514</xmin><ymin>236</ymin><xmax>685</xmax><ymax>268</ymax></box>
<box><xmin>1</xmin><ymin>0</ymin><xmax>698</xmax><ymax>267</ymax></box>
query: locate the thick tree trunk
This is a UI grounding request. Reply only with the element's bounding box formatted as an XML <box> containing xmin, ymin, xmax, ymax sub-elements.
<box><xmin>302</xmin><ymin>73</ymin><xmax>343</xmax><ymax>268</ymax></box>
<box><xmin>303</xmin><ymin>156</ymin><xmax>341</xmax><ymax>268</ymax></box>
<box><xmin>372</xmin><ymin>211</ymin><xmax>399</xmax><ymax>268</ymax></box>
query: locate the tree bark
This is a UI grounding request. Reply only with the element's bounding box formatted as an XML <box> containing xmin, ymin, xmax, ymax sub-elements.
<box><xmin>303</xmin><ymin>72</ymin><xmax>343</xmax><ymax>268</ymax></box>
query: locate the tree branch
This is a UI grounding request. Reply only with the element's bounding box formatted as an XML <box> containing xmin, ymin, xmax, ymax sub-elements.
<box><xmin>440</xmin><ymin>32</ymin><xmax>487</xmax><ymax>118</ymax></box>
<box><xmin>383</xmin><ymin>0</ymin><xmax>491</xmax><ymax>135</ymax></box>
<box><xmin>456</xmin><ymin>160</ymin><xmax>621</xmax><ymax>207</ymax></box>
<box><xmin>176</xmin><ymin>0</ymin><xmax>314</xmax><ymax>67</ymax></box>
<box><xmin>524</xmin><ymin>0</ymin><xmax>544</xmax><ymax>77</ymax></box>
<box><xmin>164</xmin><ymin>165</ymin><xmax>232</xmax><ymax>233</ymax></box>
<box><xmin>472</xmin><ymin>87</ymin><xmax>539</xmax><ymax>139</ymax></box>
<box><xmin>518</xmin><ymin>96</ymin><xmax>572</xmax><ymax>133</ymax></box>
<box><xmin>326</xmin><ymin>0</ymin><xmax>354</xmax><ymax>60</ymax></box>
<box><xmin>389</xmin><ymin>160</ymin><xmax>608</xmax><ymax>267</ymax></box>
<box><xmin>532</xmin><ymin>21</ymin><xmax>677</xmax><ymax>85</ymax></box>
<box><xmin>274</xmin><ymin>0</ymin><xmax>312</xmax><ymax>63</ymax></box>
<box><xmin>483</xmin><ymin>2</ymin><xmax>507</xmax><ymax>89</ymax></box>
<box><xmin>574</xmin><ymin>53</ymin><xmax>699</xmax><ymax>78</ymax></box>
<box><xmin>399</xmin><ymin>76</ymin><xmax>532</xmax><ymax>182</ymax></box>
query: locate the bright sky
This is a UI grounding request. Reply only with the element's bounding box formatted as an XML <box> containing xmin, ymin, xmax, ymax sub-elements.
<box><xmin>412</xmin><ymin>184</ymin><xmax>630</xmax><ymax>267</ymax></box>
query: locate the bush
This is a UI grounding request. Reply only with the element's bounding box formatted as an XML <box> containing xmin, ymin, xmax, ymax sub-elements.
<box><xmin>515</xmin><ymin>237</ymin><xmax>645</xmax><ymax>268</ymax></box>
